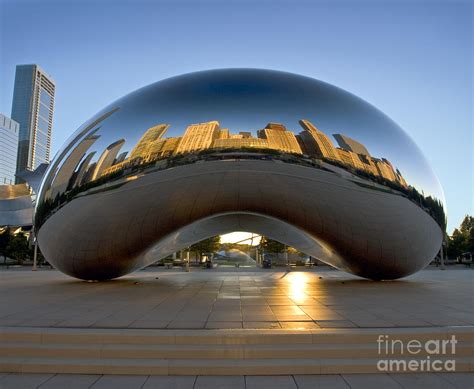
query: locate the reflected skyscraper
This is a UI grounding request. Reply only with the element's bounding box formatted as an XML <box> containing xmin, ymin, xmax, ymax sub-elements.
<box><xmin>257</xmin><ymin>123</ymin><xmax>302</xmax><ymax>154</ymax></box>
<box><xmin>336</xmin><ymin>148</ymin><xmax>365</xmax><ymax>170</ymax></box>
<box><xmin>129</xmin><ymin>124</ymin><xmax>169</xmax><ymax>162</ymax></box>
<box><xmin>115</xmin><ymin>152</ymin><xmax>127</xmax><ymax>164</ymax></box>
<box><xmin>375</xmin><ymin>158</ymin><xmax>397</xmax><ymax>182</ymax></box>
<box><xmin>11</xmin><ymin>65</ymin><xmax>55</xmax><ymax>178</ymax></box>
<box><xmin>149</xmin><ymin>137</ymin><xmax>181</xmax><ymax>159</ymax></box>
<box><xmin>334</xmin><ymin>133</ymin><xmax>371</xmax><ymax>156</ymax></box>
<box><xmin>73</xmin><ymin>152</ymin><xmax>96</xmax><ymax>188</ymax></box>
<box><xmin>175</xmin><ymin>121</ymin><xmax>220</xmax><ymax>154</ymax></box>
<box><xmin>298</xmin><ymin>119</ymin><xmax>339</xmax><ymax>160</ymax></box>
<box><xmin>91</xmin><ymin>139</ymin><xmax>125</xmax><ymax>180</ymax></box>
<box><xmin>49</xmin><ymin>131</ymin><xmax>100</xmax><ymax>198</ymax></box>
<box><xmin>0</xmin><ymin>114</ymin><xmax>19</xmax><ymax>185</ymax></box>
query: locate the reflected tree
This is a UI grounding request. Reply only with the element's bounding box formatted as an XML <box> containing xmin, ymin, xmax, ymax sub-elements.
<box><xmin>190</xmin><ymin>236</ymin><xmax>221</xmax><ymax>262</ymax></box>
<box><xmin>260</xmin><ymin>236</ymin><xmax>286</xmax><ymax>254</ymax></box>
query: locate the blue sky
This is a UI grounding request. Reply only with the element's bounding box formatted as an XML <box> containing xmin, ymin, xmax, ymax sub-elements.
<box><xmin>0</xmin><ymin>0</ymin><xmax>472</xmax><ymax>232</ymax></box>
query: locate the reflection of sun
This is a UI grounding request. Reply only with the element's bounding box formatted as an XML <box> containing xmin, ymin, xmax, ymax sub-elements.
<box><xmin>287</xmin><ymin>272</ymin><xmax>308</xmax><ymax>302</ymax></box>
<box><xmin>219</xmin><ymin>231</ymin><xmax>261</xmax><ymax>246</ymax></box>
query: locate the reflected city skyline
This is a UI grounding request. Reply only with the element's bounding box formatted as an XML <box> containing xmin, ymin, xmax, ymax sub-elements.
<box><xmin>40</xmin><ymin>117</ymin><xmax>445</xmax><ymax>230</ymax></box>
<box><xmin>46</xmin><ymin>118</ymin><xmax>409</xmax><ymax>187</ymax></box>
<box><xmin>41</xmin><ymin>70</ymin><xmax>443</xmax><ymax>201</ymax></box>
<box><xmin>86</xmin><ymin>118</ymin><xmax>409</xmax><ymax>188</ymax></box>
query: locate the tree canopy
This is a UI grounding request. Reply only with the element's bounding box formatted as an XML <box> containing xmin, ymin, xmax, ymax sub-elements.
<box><xmin>447</xmin><ymin>215</ymin><xmax>474</xmax><ymax>258</ymax></box>
<box><xmin>260</xmin><ymin>236</ymin><xmax>286</xmax><ymax>253</ymax></box>
<box><xmin>0</xmin><ymin>228</ymin><xmax>32</xmax><ymax>265</ymax></box>
<box><xmin>190</xmin><ymin>236</ymin><xmax>221</xmax><ymax>256</ymax></box>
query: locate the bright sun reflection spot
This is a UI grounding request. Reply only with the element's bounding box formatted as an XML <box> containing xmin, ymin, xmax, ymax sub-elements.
<box><xmin>287</xmin><ymin>272</ymin><xmax>309</xmax><ymax>302</ymax></box>
<box><xmin>219</xmin><ymin>231</ymin><xmax>262</xmax><ymax>245</ymax></box>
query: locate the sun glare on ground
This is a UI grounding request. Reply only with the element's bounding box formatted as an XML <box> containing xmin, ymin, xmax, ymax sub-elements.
<box><xmin>287</xmin><ymin>272</ymin><xmax>309</xmax><ymax>302</ymax></box>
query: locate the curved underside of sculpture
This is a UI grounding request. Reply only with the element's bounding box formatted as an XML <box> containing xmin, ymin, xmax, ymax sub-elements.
<box><xmin>35</xmin><ymin>69</ymin><xmax>445</xmax><ymax>280</ymax></box>
<box><xmin>37</xmin><ymin>159</ymin><xmax>442</xmax><ymax>280</ymax></box>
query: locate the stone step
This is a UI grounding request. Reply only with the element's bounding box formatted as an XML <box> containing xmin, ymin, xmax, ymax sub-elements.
<box><xmin>0</xmin><ymin>341</ymin><xmax>472</xmax><ymax>360</ymax></box>
<box><xmin>1</xmin><ymin>326</ymin><xmax>471</xmax><ymax>375</ymax></box>
<box><xmin>1</xmin><ymin>326</ymin><xmax>472</xmax><ymax>345</ymax></box>
<box><xmin>1</xmin><ymin>356</ymin><xmax>471</xmax><ymax>375</ymax></box>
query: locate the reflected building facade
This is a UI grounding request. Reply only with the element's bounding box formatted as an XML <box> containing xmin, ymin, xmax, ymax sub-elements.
<box><xmin>49</xmin><ymin>131</ymin><xmax>100</xmax><ymax>199</ymax></box>
<box><xmin>257</xmin><ymin>123</ymin><xmax>302</xmax><ymax>154</ymax></box>
<box><xmin>61</xmin><ymin>117</ymin><xmax>408</xmax><ymax>190</ymax></box>
<box><xmin>90</xmin><ymin>139</ymin><xmax>125</xmax><ymax>180</ymax></box>
<box><xmin>333</xmin><ymin>134</ymin><xmax>371</xmax><ymax>156</ymax></box>
<box><xmin>298</xmin><ymin>119</ymin><xmax>339</xmax><ymax>160</ymax></box>
<box><xmin>129</xmin><ymin>124</ymin><xmax>169</xmax><ymax>162</ymax></box>
<box><xmin>35</xmin><ymin>69</ymin><xmax>445</xmax><ymax>281</ymax></box>
<box><xmin>175</xmin><ymin>121</ymin><xmax>220</xmax><ymax>154</ymax></box>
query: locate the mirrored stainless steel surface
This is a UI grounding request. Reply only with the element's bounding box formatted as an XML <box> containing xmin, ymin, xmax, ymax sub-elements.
<box><xmin>35</xmin><ymin>69</ymin><xmax>445</xmax><ymax>280</ymax></box>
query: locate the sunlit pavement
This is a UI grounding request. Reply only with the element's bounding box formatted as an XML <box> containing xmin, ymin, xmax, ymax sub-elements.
<box><xmin>1</xmin><ymin>267</ymin><xmax>473</xmax><ymax>387</ymax></box>
<box><xmin>0</xmin><ymin>266</ymin><xmax>472</xmax><ymax>329</ymax></box>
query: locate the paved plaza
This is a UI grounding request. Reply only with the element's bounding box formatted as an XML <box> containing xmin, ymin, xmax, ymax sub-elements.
<box><xmin>0</xmin><ymin>372</ymin><xmax>472</xmax><ymax>389</ymax></box>
<box><xmin>0</xmin><ymin>267</ymin><xmax>472</xmax><ymax>386</ymax></box>
<box><xmin>0</xmin><ymin>266</ymin><xmax>472</xmax><ymax>330</ymax></box>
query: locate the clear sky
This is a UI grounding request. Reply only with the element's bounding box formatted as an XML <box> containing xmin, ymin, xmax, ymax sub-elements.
<box><xmin>0</xmin><ymin>0</ymin><xmax>472</xmax><ymax>233</ymax></box>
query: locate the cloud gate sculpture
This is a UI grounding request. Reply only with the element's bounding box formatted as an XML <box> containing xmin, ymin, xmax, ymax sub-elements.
<box><xmin>35</xmin><ymin>69</ymin><xmax>445</xmax><ymax>281</ymax></box>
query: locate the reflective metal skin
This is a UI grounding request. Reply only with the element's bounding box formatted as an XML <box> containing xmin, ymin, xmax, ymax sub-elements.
<box><xmin>35</xmin><ymin>69</ymin><xmax>446</xmax><ymax>280</ymax></box>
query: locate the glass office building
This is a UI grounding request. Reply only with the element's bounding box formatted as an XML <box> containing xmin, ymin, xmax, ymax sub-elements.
<box><xmin>11</xmin><ymin>64</ymin><xmax>55</xmax><ymax>179</ymax></box>
<box><xmin>0</xmin><ymin>113</ymin><xmax>19</xmax><ymax>185</ymax></box>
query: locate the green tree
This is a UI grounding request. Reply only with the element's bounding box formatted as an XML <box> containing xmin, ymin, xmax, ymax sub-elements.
<box><xmin>460</xmin><ymin>215</ymin><xmax>474</xmax><ymax>253</ymax></box>
<box><xmin>460</xmin><ymin>215</ymin><xmax>474</xmax><ymax>237</ymax></box>
<box><xmin>260</xmin><ymin>236</ymin><xmax>286</xmax><ymax>253</ymax></box>
<box><xmin>0</xmin><ymin>228</ymin><xmax>13</xmax><ymax>264</ymax></box>
<box><xmin>190</xmin><ymin>236</ymin><xmax>221</xmax><ymax>262</ymax></box>
<box><xmin>468</xmin><ymin>226</ymin><xmax>474</xmax><ymax>253</ymax></box>
<box><xmin>7</xmin><ymin>232</ymin><xmax>30</xmax><ymax>265</ymax></box>
<box><xmin>447</xmin><ymin>229</ymin><xmax>466</xmax><ymax>258</ymax></box>
<box><xmin>447</xmin><ymin>215</ymin><xmax>474</xmax><ymax>258</ymax></box>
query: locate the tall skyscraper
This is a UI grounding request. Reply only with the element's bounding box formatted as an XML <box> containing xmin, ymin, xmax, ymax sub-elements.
<box><xmin>11</xmin><ymin>64</ymin><xmax>55</xmax><ymax>178</ymax></box>
<box><xmin>0</xmin><ymin>114</ymin><xmax>20</xmax><ymax>185</ymax></box>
